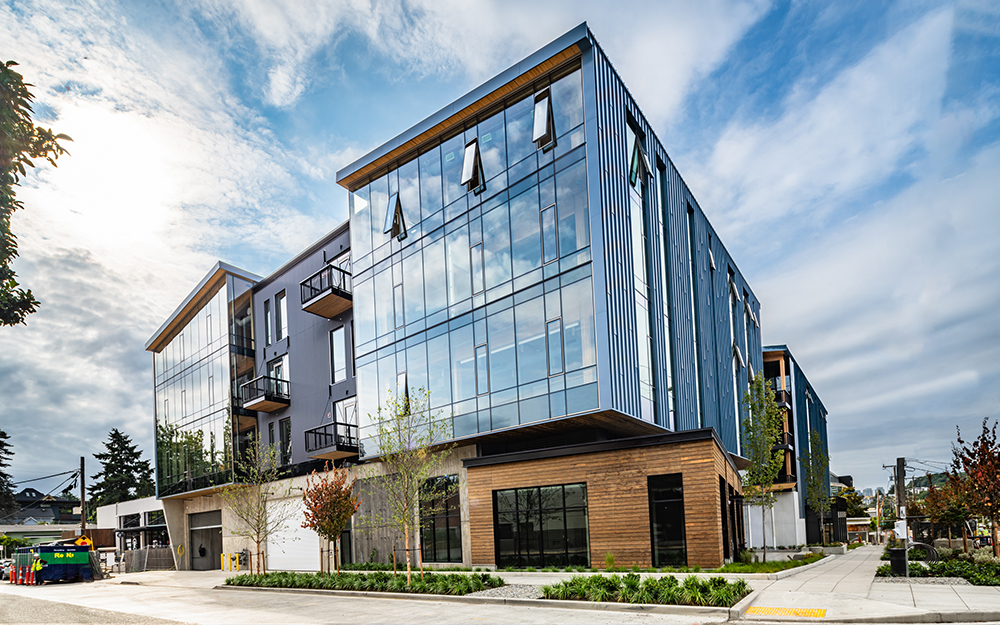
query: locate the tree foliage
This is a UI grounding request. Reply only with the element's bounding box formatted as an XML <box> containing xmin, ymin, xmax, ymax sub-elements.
<box><xmin>840</xmin><ymin>487</ymin><xmax>867</xmax><ymax>518</ymax></box>
<box><xmin>302</xmin><ymin>462</ymin><xmax>361</xmax><ymax>574</ymax></box>
<box><xmin>953</xmin><ymin>418</ymin><xmax>1000</xmax><ymax>558</ymax></box>
<box><xmin>218</xmin><ymin>433</ymin><xmax>299</xmax><ymax>574</ymax></box>
<box><xmin>740</xmin><ymin>372</ymin><xmax>785</xmax><ymax>560</ymax></box>
<box><xmin>800</xmin><ymin>429</ymin><xmax>831</xmax><ymax>541</ymax></box>
<box><xmin>362</xmin><ymin>386</ymin><xmax>455</xmax><ymax>585</ymax></box>
<box><xmin>0</xmin><ymin>428</ymin><xmax>15</xmax><ymax>517</ymax></box>
<box><xmin>88</xmin><ymin>428</ymin><xmax>154</xmax><ymax>516</ymax></box>
<box><xmin>1</xmin><ymin>60</ymin><xmax>70</xmax><ymax>326</ymax></box>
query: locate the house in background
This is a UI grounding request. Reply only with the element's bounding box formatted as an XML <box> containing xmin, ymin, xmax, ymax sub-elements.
<box><xmin>148</xmin><ymin>23</ymin><xmax>768</xmax><ymax>571</ymax></box>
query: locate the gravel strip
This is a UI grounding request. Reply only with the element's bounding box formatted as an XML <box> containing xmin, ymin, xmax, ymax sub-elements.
<box><xmin>873</xmin><ymin>576</ymin><xmax>971</xmax><ymax>585</ymax></box>
<box><xmin>466</xmin><ymin>584</ymin><xmax>543</xmax><ymax>599</ymax></box>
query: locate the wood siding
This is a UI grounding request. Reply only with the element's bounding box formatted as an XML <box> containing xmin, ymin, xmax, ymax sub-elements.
<box><xmin>466</xmin><ymin>438</ymin><xmax>742</xmax><ymax>569</ymax></box>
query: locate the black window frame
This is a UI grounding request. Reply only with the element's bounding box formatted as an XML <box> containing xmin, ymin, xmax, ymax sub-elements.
<box><xmin>420</xmin><ymin>475</ymin><xmax>462</xmax><ymax>563</ymax></box>
<box><xmin>492</xmin><ymin>482</ymin><xmax>589</xmax><ymax>568</ymax></box>
<box><xmin>648</xmin><ymin>473</ymin><xmax>686</xmax><ymax>566</ymax></box>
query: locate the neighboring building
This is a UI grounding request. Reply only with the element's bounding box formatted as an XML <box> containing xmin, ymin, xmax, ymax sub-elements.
<box><xmin>147</xmin><ymin>23</ymin><xmax>765</xmax><ymax>571</ymax></box>
<box><xmin>95</xmin><ymin>496</ymin><xmax>168</xmax><ymax>552</ymax></box>
<box><xmin>751</xmin><ymin>345</ymin><xmax>831</xmax><ymax>547</ymax></box>
<box><xmin>5</xmin><ymin>488</ymin><xmax>80</xmax><ymax>525</ymax></box>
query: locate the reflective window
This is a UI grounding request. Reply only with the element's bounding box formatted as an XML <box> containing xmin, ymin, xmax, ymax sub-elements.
<box><xmin>397</xmin><ymin>158</ymin><xmax>421</xmax><ymax>228</ymax></box>
<box><xmin>403</xmin><ymin>251</ymin><xmax>425</xmax><ymax>324</ymax></box>
<box><xmin>546</xmin><ymin>319</ymin><xmax>563</xmax><ymax>375</ymax></box>
<box><xmin>263</xmin><ymin>299</ymin><xmax>271</xmax><ymax>346</ymax></box>
<box><xmin>494</xmin><ymin>482</ymin><xmax>589</xmax><ymax>568</ymax></box>
<box><xmin>374</xmin><ymin>269</ymin><xmax>394</xmax><ymax>338</ymax></box>
<box><xmin>551</xmin><ymin>69</ymin><xmax>584</xmax><ymax>137</ymax></box>
<box><xmin>445</xmin><ymin>225</ymin><xmax>471</xmax><ymax>306</ymax></box>
<box><xmin>541</xmin><ymin>204</ymin><xmax>557</xmax><ymax>264</ymax></box>
<box><xmin>506</xmin><ymin>95</ymin><xmax>534</xmax><ymax>168</ymax></box>
<box><xmin>351</xmin><ymin>186</ymin><xmax>372</xmax><ymax>259</ymax></box>
<box><xmin>279</xmin><ymin>417</ymin><xmax>291</xmax><ymax>465</ymax></box>
<box><xmin>427</xmin><ymin>333</ymin><xmax>452</xmax><ymax>408</ymax></box>
<box><xmin>423</xmin><ymin>237</ymin><xmax>447</xmax><ymax>315</ymax></box>
<box><xmin>471</xmin><ymin>243</ymin><xmax>485</xmax><ymax>294</ymax></box>
<box><xmin>488</xmin><ymin>308</ymin><xmax>517</xmax><ymax>391</ymax></box>
<box><xmin>354</xmin><ymin>277</ymin><xmax>375</xmax><ymax>345</ymax></box>
<box><xmin>515</xmin><ymin>296</ymin><xmax>546</xmax><ymax>384</ymax></box>
<box><xmin>419</xmin><ymin>147</ymin><xmax>443</xmax><ymax>217</ymax></box>
<box><xmin>556</xmin><ymin>159</ymin><xmax>590</xmax><ymax>257</ymax></box>
<box><xmin>532</xmin><ymin>90</ymin><xmax>555</xmax><ymax>149</ymax></box>
<box><xmin>478</xmin><ymin>110</ymin><xmax>507</xmax><ymax>182</ymax></box>
<box><xmin>441</xmin><ymin>134</ymin><xmax>465</xmax><ymax>207</ymax></box>
<box><xmin>475</xmin><ymin>344</ymin><xmax>489</xmax><ymax>395</ymax></box>
<box><xmin>482</xmin><ymin>203</ymin><xmax>512</xmax><ymax>289</ymax></box>
<box><xmin>370</xmin><ymin>174</ymin><xmax>389</xmax><ymax>253</ymax></box>
<box><xmin>450</xmin><ymin>324</ymin><xmax>476</xmax><ymax>402</ymax></box>
<box><xmin>394</xmin><ymin>285</ymin><xmax>405</xmax><ymax>328</ymax></box>
<box><xmin>510</xmin><ymin>186</ymin><xmax>541</xmax><ymax>277</ymax></box>
<box><xmin>560</xmin><ymin>277</ymin><xmax>596</xmax><ymax>372</ymax></box>
<box><xmin>406</xmin><ymin>342</ymin><xmax>428</xmax><ymax>396</ymax></box>
<box><xmin>331</xmin><ymin>326</ymin><xmax>346</xmax><ymax>384</ymax></box>
<box><xmin>276</xmin><ymin>292</ymin><xmax>287</xmax><ymax>341</ymax></box>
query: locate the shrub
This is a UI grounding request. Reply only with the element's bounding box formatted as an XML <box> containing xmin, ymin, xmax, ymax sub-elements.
<box><xmin>538</xmin><ymin>573</ymin><xmax>748</xmax><ymax>607</ymax></box>
<box><xmin>224</xmin><ymin>570</ymin><xmax>504</xmax><ymax>594</ymax></box>
<box><xmin>604</xmin><ymin>552</ymin><xmax>616</xmax><ymax>570</ymax></box>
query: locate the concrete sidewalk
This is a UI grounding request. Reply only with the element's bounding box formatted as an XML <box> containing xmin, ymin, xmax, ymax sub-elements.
<box><xmin>743</xmin><ymin>544</ymin><xmax>1000</xmax><ymax>622</ymax></box>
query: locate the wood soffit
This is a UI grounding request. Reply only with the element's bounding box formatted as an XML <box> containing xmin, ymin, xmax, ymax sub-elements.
<box><xmin>338</xmin><ymin>44</ymin><xmax>582</xmax><ymax>191</ymax></box>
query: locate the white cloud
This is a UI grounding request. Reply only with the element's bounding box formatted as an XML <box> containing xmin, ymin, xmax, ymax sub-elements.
<box><xmin>685</xmin><ymin>7</ymin><xmax>953</xmax><ymax>243</ymax></box>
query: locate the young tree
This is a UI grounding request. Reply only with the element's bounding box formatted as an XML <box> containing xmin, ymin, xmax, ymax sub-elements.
<box><xmin>800</xmin><ymin>429</ymin><xmax>831</xmax><ymax>543</ymax></box>
<box><xmin>740</xmin><ymin>372</ymin><xmax>785</xmax><ymax>562</ymax></box>
<box><xmin>302</xmin><ymin>462</ymin><xmax>361</xmax><ymax>574</ymax></box>
<box><xmin>840</xmin><ymin>487</ymin><xmax>867</xmax><ymax>518</ymax></box>
<box><xmin>952</xmin><ymin>418</ymin><xmax>1000</xmax><ymax>558</ymax></box>
<box><xmin>363</xmin><ymin>386</ymin><xmax>454</xmax><ymax>585</ymax></box>
<box><xmin>218</xmin><ymin>433</ymin><xmax>299</xmax><ymax>574</ymax></box>
<box><xmin>0</xmin><ymin>429</ymin><xmax>15</xmax><ymax>516</ymax></box>
<box><xmin>1</xmin><ymin>60</ymin><xmax>71</xmax><ymax>325</ymax></box>
<box><xmin>88</xmin><ymin>429</ymin><xmax>154</xmax><ymax>515</ymax></box>
<box><xmin>926</xmin><ymin>475</ymin><xmax>971</xmax><ymax>550</ymax></box>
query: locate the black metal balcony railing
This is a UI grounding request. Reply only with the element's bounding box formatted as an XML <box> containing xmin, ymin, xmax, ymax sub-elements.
<box><xmin>773</xmin><ymin>431</ymin><xmax>794</xmax><ymax>451</ymax></box>
<box><xmin>304</xmin><ymin>421</ymin><xmax>360</xmax><ymax>457</ymax></box>
<box><xmin>301</xmin><ymin>264</ymin><xmax>352</xmax><ymax>305</ymax></box>
<box><xmin>230</xmin><ymin>333</ymin><xmax>254</xmax><ymax>356</ymax></box>
<box><xmin>240</xmin><ymin>375</ymin><xmax>290</xmax><ymax>412</ymax></box>
<box><xmin>773</xmin><ymin>388</ymin><xmax>791</xmax><ymax>407</ymax></box>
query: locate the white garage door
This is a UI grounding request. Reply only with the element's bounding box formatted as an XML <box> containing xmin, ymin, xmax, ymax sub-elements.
<box><xmin>266</xmin><ymin>499</ymin><xmax>320</xmax><ymax>571</ymax></box>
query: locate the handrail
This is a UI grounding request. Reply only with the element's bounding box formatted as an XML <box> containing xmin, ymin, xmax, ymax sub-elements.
<box><xmin>300</xmin><ymin>264</ymin><xmax>352</xmax><ymax>305</ymax></box>
<box><xmin>240</xmin><ymin>375</ymin><xmax>289</xmax><ymax>404</ymax></box>
<box><xmin>304</xmin><ymin>421</ymin><xmax>360</xmax><ymax>453</ymax></box>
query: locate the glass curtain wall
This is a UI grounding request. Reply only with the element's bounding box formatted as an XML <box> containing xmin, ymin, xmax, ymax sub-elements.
<box><xmin>153</xmin><ymin>275</ymin><xmax>256</xmax><ymax>497</ymax></box>
<box><xmin>350</xmin><ymin>66</ymin><xmax>599</xmax><ymax>456</ymax></box>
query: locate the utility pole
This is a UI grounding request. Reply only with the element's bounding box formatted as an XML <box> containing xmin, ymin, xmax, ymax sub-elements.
<box><xmin>80</xmin><ymin>456</ymin><xmax>86</xmax><ymax>537</ymax></box>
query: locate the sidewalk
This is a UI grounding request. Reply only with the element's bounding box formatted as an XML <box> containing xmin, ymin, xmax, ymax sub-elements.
<box><xmin>743</xmin><ymin>544</ymin><xmax>1000</xmax><ymax>622</ymax></box>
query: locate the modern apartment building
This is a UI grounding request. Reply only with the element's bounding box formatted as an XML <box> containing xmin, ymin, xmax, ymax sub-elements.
<box><xmin>147</xmin><ymin>23</ymin><xmax>766</xmax><ymax>571</ymax></box>
<box><xmin>752</xmin><ymin>344</ymin><xmax>831</xmax><ymax>548</ymax></box>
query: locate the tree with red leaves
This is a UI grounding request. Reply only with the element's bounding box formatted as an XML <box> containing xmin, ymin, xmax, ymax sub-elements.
<box><xmin>302</xmin><ymin>462</ymin><xmax>361</xmax><ymax>574</ymax></box>
<box><xmin>952</xmin><ymin>418</ymin><xmax>1000</xmax><ymax>558</ymax></box>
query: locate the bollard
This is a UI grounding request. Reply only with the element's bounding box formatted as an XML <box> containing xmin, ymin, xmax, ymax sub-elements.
<box><xmin>220</xmin><ymin>553</ymin><xmax>225</xmax><ymax>571</ymax></box>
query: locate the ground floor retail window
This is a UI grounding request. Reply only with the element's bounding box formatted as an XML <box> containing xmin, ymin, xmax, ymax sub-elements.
<box><xmin>494</xmin><ymin>482</ymin><xmax>589</xmax><ymax>568</ymax></box>
<box><xmin>648</xmin><ymin>473</ymin><xmax>686</xmax><ymax>566</ymax></box>
<box><xmin>421</xmin><ymin>475</ymin><xmax>462</xmax><ymax>563</ymax></box>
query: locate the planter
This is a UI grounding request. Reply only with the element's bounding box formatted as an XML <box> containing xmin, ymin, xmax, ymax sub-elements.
<box><xmin>809</xmin><ymin>547</ymin><xmax>825</xmax><ymax>554</ymax></box>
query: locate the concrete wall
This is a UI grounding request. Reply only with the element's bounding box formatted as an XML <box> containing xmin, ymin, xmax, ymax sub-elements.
<box><xmin>745</xmin><ymin>489</ymin><xmax>806</xmax><ymax>549</ymax></box>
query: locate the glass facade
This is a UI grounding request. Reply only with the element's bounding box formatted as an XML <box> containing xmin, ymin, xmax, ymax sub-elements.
<box><xmin>350</xmin><ymin>66</ymin><xmax>598</xmax><ymax>456</ymax></box>
<box><xmin>626</xmin><ymin>124</ymin><xmax>655</xmax><ymax>424</ymax></box>
<box><xmin>153</xmin><ymin>274</ymin><xmax>256</xmax><ymax>497</ymax></box>
<box><xmin>494</xmin><ymin>483</ymin><xmax>589</xmax><ymax>567</ymax></box>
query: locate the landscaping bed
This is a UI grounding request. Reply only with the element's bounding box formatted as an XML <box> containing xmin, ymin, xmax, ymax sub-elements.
<box><xmin>225</xmin><ymin>570</ymin><xmax>505</xmax><ymax>595</ymax></box>
<box><xmin>876</xmin><ymin>546</ymin><xmax>1000</xmax><ymax>585</ymax></box>
<box><xmin>540</xmin><ymin>573</ymin><xmax>751</xmax><ymax>607</ymax></box>
<box><xmin>715</xmin><ymin>553</ymin><xmax>823</xmax><ymax>573</ymax></box>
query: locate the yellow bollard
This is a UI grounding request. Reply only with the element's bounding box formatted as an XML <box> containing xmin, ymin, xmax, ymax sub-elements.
<box><xmin>220</xmin><ymin>553</ymin><xmax>225</xmax><ymax>571</ymax></box>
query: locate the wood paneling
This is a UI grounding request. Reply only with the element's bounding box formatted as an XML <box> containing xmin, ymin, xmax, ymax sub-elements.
<box><xmin>466</xmin><ymin>437</ymin><xmax>742</xmax><ymax>569</ymax></box>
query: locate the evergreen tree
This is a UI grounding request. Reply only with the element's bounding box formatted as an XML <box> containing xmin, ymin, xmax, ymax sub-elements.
<box><xmin>0</xmin><ymin>429</ymin><xmax>16</xmax><ymax>516</ymax></box>
<box><xmin>88</xmin><ymin>429</ymin><xmax>154</xmax><ymax>513</ymax></box>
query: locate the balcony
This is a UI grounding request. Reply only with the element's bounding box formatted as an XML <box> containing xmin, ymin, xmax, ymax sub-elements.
<box><xmin>773</xmin><ymin>431</ymin><xmax>794</xmax><ymax>452</ymax></box>
<box><xmin>300</xmin><ymin>265</ymin><xmax>352</xmax><ymax>319</ymax></box>
<box><xmin>240</xmin><ymin>376</ymin><xmax>290</xmax><ymax>412</ymax></box>
<box><xmin>304</xmin><ymin>421</ymin><xmax>360</xmax><ymax>460</ymax></box>
<box><xmin>773</xmin><ymin>389</ymin><xmax>791</xmax><ymax>408</ymax></box>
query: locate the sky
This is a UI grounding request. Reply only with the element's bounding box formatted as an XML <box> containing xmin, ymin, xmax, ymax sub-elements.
<box><xmin>1</xmin><ymin>0</ymin><xmax>998</xmax><ymax>501</ymax></box>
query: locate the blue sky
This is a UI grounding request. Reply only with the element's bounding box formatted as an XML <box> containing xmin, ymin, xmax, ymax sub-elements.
<box><xmin>1</xmin><ymin>0</ymin><xmax>998</xmax><ymax>499</ymax></box>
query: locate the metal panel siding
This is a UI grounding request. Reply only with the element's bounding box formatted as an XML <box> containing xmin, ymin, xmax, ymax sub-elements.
<box><xmin>586</xmin><ymin>31</ymin><xmax>763</xmax><ymax>451</ymax></box>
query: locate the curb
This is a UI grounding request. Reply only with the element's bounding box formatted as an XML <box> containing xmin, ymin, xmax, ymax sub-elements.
<box><xmin>744</xmin><ymin>611</ymin><xmax>1000</xmax><ymax>623</ymax></box>
<box><xmin>215</xmin><ymin>585</ymin><xmax>734</xmax><ymax>618</ymax></box>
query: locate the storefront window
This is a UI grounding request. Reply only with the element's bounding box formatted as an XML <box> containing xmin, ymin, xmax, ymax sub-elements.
<box><xmin>494</xmin><ymin>482</ymin><xmax>589</xmax><ymax>568</ymax></box>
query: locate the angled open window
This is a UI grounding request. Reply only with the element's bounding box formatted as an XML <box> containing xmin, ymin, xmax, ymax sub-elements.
<box><xmin>532</xmin><ymin>90</ymin><xmax>556</xmax><ymax>152</ymax></box>
<box><xmin>729</xmin><ymin>278</ymin><xmax>741</xmax><ymax>301</ymax></box>
<box><xmin>383</xmin><ymin>192</ymin><xmax>407</xmax><ymax>241</ymax></box>
<box><xmin>708</xmin><ymin>248</ymin><xmax>716</xmax><ymax>271</ymax></box>
<box><xmin>733</xmin><ymin>342</ymin><xmax>745</xmax><ymax>368</ymax></box>
<box><xmin>461</xmin><ymin>138</ymin><xmax>485</xmax><ymax>195</ymax></box>
<box><xmin>629</xmin><ymin>134</ymin><xmax>651</xmax><ymax>188</ymax></box>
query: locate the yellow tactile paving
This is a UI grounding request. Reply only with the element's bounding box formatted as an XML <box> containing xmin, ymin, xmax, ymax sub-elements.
<box><xmin>746</xmin><ymin>606</ymin><xmax>827</xmax><ymax>618</ymax></box>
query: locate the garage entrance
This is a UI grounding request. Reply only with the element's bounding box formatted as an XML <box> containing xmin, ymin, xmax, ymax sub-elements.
<box><xmin>189</xmin><ymin>510</ymin><xmax>222</xmax><ymax>570</ymax></box>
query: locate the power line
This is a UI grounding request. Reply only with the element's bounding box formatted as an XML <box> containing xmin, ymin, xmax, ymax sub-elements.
<box><xmin>12</xmin><ymin>469</ymin><xmax>79</xmax><ymax>485</ymax></box>
<box><xmin>0</xmin><ymin>470</ymin><xmax>81</xmax><ymax>523</ymax></box>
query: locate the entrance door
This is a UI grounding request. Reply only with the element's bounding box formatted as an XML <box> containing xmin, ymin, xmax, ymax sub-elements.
<box><xmin>189</xmin><ymin>510</ymin><xmax>223</xmax><ymax>571</ymax></box>
<box><xmin>648</xmin><ymin>474</ymin><xmax>686</xmax><ymax>566</ymax></box>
